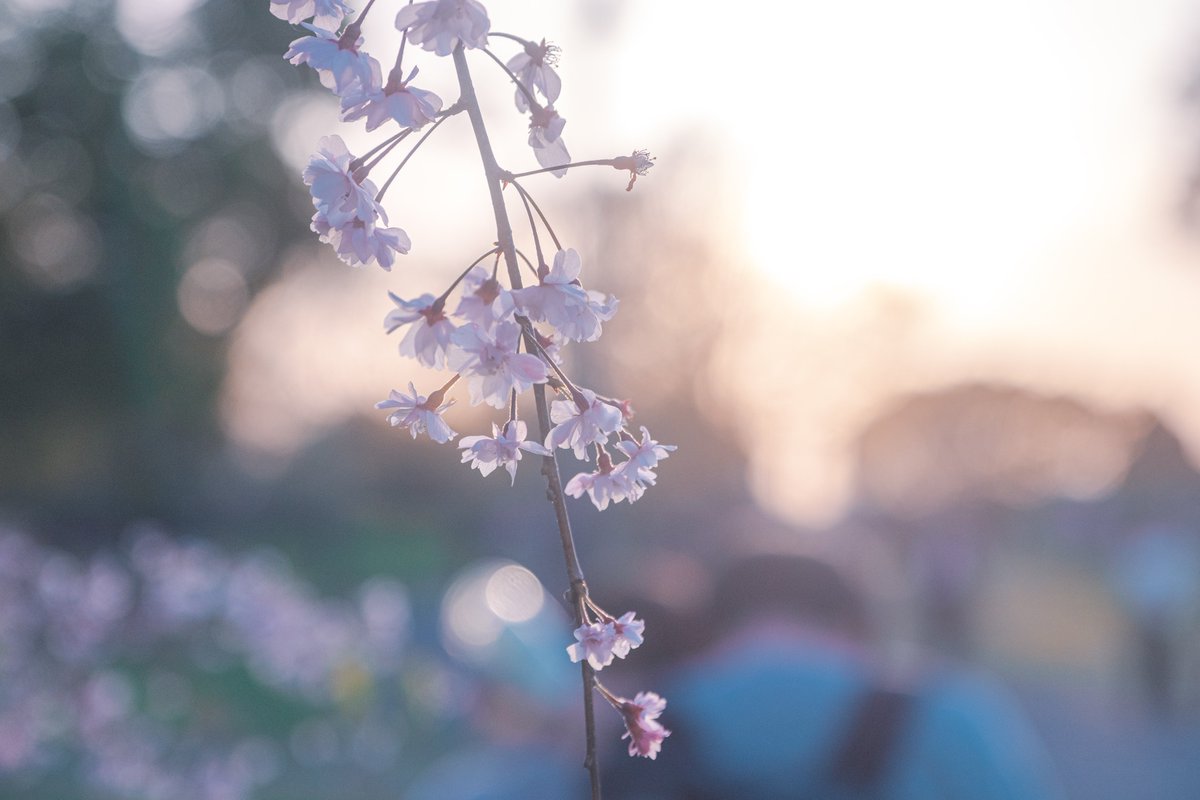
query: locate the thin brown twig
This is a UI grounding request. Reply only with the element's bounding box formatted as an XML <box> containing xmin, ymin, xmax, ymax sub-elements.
<box><xmin>505</xmin><ymin>158</ymin><xmax>619</xmax><ymax>180</ymax></box>
<box><xmin>479</xmin><ymin>46</ymin><xmax>540</xmax><ymax>110</ymax></box>
<box><xmin>514</xmin><ymin>180</ymin><xmax>545</xmax><ymax>267</ymax></box>
<box><xmin>451</xmin><ymin>43</ymin><xmax>601</xmax><ymax>800</ymax></box>
<box><xmin>509</xmin><ymin>178</ymin><xmax>563</xmax><ymax>251</ymax></box>
<box><xmin>376</xmin><ymin>108</ymin><xmax>461</xmax><ymax>202</ymax></box>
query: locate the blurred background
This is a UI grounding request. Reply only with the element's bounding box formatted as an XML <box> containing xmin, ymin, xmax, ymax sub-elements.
<box><xmin>3</xmin><ymin>0</ymin><xmax>1200</xmax><ymax>797</ymax></box>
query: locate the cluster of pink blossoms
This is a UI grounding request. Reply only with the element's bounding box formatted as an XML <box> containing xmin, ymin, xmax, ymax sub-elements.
<box><xmin>568</xmin><ymin>604</ymin><xmax>670</xmax><ymax>759</ymax></box>
<box><xmin>273</xmin><ymin>0</ymin><xmax>669</xmax><ymax>764</ymax></box>
<box><xmin>619</xmin><ymin>691</ymin><xmax>671</xmax><ymax>759</ymax></box>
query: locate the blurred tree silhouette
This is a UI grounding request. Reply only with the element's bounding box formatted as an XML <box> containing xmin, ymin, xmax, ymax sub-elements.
<box><xmin>0</xmin><ymin>1</ymin><xmax>310</xmax><ymax>536</ymax></box>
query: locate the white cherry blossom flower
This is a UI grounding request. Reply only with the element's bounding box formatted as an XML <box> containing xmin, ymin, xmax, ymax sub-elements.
<box><xmin>376</xmin><ymin>382</ymin><xmax>456</xmax><ymax>443</ymax></box>
<box><xmin>314</xmin><ymin>216</ymin><xmax>411</xmax><ymax>269</ymax></box>
<box><xmin>303</xmin><ymin>134</ymin><xmax>377</xmax><ymax>226</ymax></box>
<box><xmin>458</xmin><ymin>420</ymin><xmax>550</xmax><ymax>483</ymax></box>
<box><xmin>533</xmin><ymin>327</ymin><xmax>566</xmax><ymax>364</ymax></box>
<box><xmin>395</xmin><ymin>0</ymin><xmax>490</xmax><ymax>57</ymax></box>
<box><xmin>528</xmin><ymin>104</ymin><xmax>565</xmax><ymax>143</ymax></box>
<box><xmin>616</xmin><ymin>426</ymin><xmax>676</xmax><ymax>484</ymax></box>
<box><xmin>533</xmin><ymin>134</ymin><xmax>570</xmax><ymax>177</ymax></box>
<box><xmin>618</xmin><ymin>464</ymin><xmax>648</xmax><ymax>504</ymax></box>
<box><xmin>611</xmin><ymin>611</ymin><xmax>645</xmax><ymax>659</ymax></box>
<box><xmin>270</xmin><ymin>0</ymin><xmax>352</xmax><ymax>29</ymax></box>
<box><xmin>447</xmin><ymin>321</ymin><xmax>548</xmax><ymax>408</ymax></box>
<box><xmin>527</xmin><ymin>105</ymin><xmax>569</xmax><ymax>177</ymax></box>
<box><xmin>628</xmin><ymin>150</ymin><xmax>655</xmax><ymax>174</ymax></box>
<box><xmin>341</xmin><ymin>64</ymin><xmax>443</xmax><ymax>131</ymax></box>
<box><xmin>285</xmin><ymin>24</ymin><xmax>377</xmax><ymax>96</ymax></box>
<box><xmin>612</xmin><ymin>149</ymin><xmax>655</xmax><ymax>191</ymax></box>
<box><xmin>384</xmin><ymin>292</ymin><xmax>456</xmax><ymax>368</ymax></box>
<box><xmin>512</xmin><ymin>248</ymin><xmax>617</xmax><ymax>342</ymax></box>
<box><xmin>303</xmin><ymin>135</ymin><xmax>411</xmax><ymax>269</ymax></box>
<box><xmin>567</xmin><ymin>621</ymin><xmax>617</xmax><ymax>670</ymax></box>
<box><xmin>546</xmin><ymin>388</ymin><xmax>623</xmax><ymax>459</ymax></box>
<box><xmin>619</xmin><ymin>691</ymin><xmax>670</xmax><ymax>759</ymax></box>
<box><xmin>508</xmin><ymin>39</ymin><xmax>561</xmax><ymax>113</ymax></box>
<box><xmin>564</xmin><ymin>464</ymin><xmax>637</xmax><ymax>510</ymax></box>
<box><xmin>452</xmin><ymin>265</ymin><xmax>514</xmax><ymax>329</ymax></box>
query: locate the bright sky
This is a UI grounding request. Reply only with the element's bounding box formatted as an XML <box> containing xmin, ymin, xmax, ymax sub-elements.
<box><xmin>227</xmin><ymin>0</ymin><xmax>1200</xmax><ymax>523</ymax></box>
<box><xmin>606</xmin><ymin>0</ymin><xmax>1200</xmax><ymax>522</ymax></box>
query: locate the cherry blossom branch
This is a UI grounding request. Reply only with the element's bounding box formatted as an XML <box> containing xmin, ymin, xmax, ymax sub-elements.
<box><xmin>513</xmin><ymin>246</ymin><xmax>541</xmax><ymax>279</ymax></box>
<box><xmin>375</xmin><ymin>107</ymin><xmax>462</xmax><ymax>201</ymax></box>
<box><xmin>506</xmin><ymin>151</ymin><xmax>656</xmax><ymax>190</ymax></box>
<box><xmin>518</xmin><ymin>315</ymin><xmax>582</xmax><ymax>396</ymax></box>
<box><xmin>486</xmin><ymin>31</ymin><xmax>530</xmax><ymax>46</ymax></box>
<box><xmin>505</xmin><ymin>159</ymin><xmax>618</xmax><ymax>179</ymax></box>
<box><xmin>358</xmin><ymin>129</ymin><xmax>413</xmax><ymax>176</ymax></box>
<box><xmin>355</xmin><ymin>104</ymin><xmax>463</xmax><ymax>177</ymax></box>
<box><xmin>276</xmin><ymin>0</ymin><xmax>671</xmax><ymax>779</ymax></box>
<box><xmin>593</xmin><ymin>679</ymin><xmax>622</xmax><ymax>709</ymax></box>
<box><xmin>508</xmin><ymin>178</ymin><xmax>563</xmax><ymax>250</ymax></box>
<box><xmin>394</xmin><ymin>0</ymin><xmax>412</xmax><ymax>75</ymax></box>
<box><xmin>585</xmin><ymin>595</ymin><xmax>613</xmax><ymax>620</ymax></box>
<box><xmin>452</xmin><ymin>42</ymin><xmax>602</xmax><ymax>800</ymax></box>
<box><xmin>435</xmin><ymin>245</ymin><xmax>500</xmax><ymax>304</ymax></box>
<box><xmin>479</xmin><ymin>46</ymin><xmax>540</xmax><ymax>109</ymax></box>
<box><xmin>514</xmin><ymin>180</ymin><xmax>545</xmax><ymax>266</ymax></box>
<box><xmin>391</xmin><ymin>36</ymin><xmax>409</xmax><ymax>80</ymax></box>
<box><xmin>351</xmin><ymin>129</ymin><xmax>410</xmax><ymax>172</ymax></box>
<box><xmin>353</xmin><ymin>0</ymin><xmax>379</xmax><ymax>25</ymax></box>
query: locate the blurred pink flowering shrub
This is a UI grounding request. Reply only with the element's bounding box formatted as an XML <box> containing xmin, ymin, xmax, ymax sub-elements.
<box><xmin>273</xmin><ymin>0</ymin><xmax>673</xmax><ymax>791</ymax></box>
<box><xmin>0</xmin><ymin>526</ymin><xmax>412</xmax><ymax>800</ymax></box>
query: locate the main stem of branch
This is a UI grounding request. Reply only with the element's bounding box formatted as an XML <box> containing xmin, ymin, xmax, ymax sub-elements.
<box><xmin>452</xmin><ymin>44</ymin><xmax>602</xmax><ymax>800</ymax></box>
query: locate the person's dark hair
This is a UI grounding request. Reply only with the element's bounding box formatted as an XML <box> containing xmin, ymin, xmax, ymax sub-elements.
<box><xmin>711</xmin><ymin>554</ymin><xmax>869</xmax><ymax>639</ymax></box>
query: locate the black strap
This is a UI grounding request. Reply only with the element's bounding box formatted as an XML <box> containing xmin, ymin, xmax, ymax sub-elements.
<box><xmin>825</xmin><ymin>686</ymin><xmax>914</xmax><ymax>792</ymax></box>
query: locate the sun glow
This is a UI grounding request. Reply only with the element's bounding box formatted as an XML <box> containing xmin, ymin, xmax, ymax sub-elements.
<box><xmin>734</xmin><ymin>1</ymin><xmax>1138</xmax><ymax>322</ymax></box>
<box><xmin>609</xmin><ymin>1</ymin><xmax>1160</xmax><ymax>325</ymax></box>
<box><xmin>613</xmin><ymin>0</ymin><xmax>1200</xmax><ymax>523</ymax></box>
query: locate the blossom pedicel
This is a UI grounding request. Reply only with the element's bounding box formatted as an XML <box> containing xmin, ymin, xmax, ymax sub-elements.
<box><xmin>273</xmin><ymin>0</ymin><xmax>670</xmax><ymax>786</ymax></box>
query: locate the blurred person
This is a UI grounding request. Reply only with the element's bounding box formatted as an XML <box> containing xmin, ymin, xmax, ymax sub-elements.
<box><xmin>405</xmin><ymin>743</ymin><xmax>582</xmax><ymax>800</ymax></box>
<box><xmin>608</xmin><ymin>554</ymin><xmax>1061</xmax><ymax>800</ymax></box>
<box><xmin>405</xmin><ymin>658</ymin><xmax>586</xmax><ymax>799</ymax></box>
<box><xmin>1112</xmin><ymin>524</ymin><xmax>1200</xmax><ymax>714</ymax></box>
